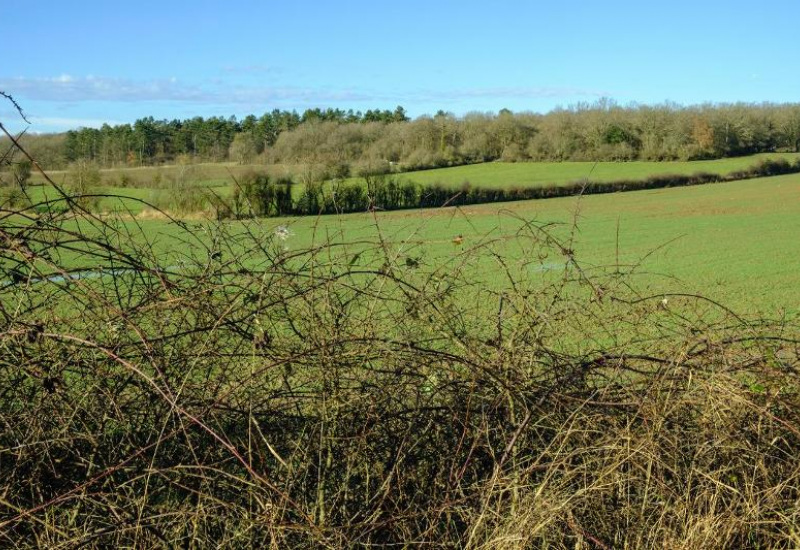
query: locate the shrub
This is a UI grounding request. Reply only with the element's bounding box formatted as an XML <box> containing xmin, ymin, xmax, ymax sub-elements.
<box><xmin>0</xmin><ymin>182</ymin><xmax>30</xmax><ymax>209</ymax></box>
<box><xmin>10</xmin><ymin>159</ymin><xmax>31</xmax><ymax>188</ymax></box>
<box><xmin>295</xmin><ymin>181</ymin><xmax>324</xmax><ymax>215</ymax></box>
<box><xmin>118</xmin><ymin>173</ymin><xmax>135</xmax><ymax>188</ymax></box>
<box><xmin>333</xmin><ymin>182</ymin><xmax>368</xmax><ymax>212</ymax></box>
<box><xmin>65</xmin><ymin>161</ymin><xmax>102</xmax><ymax>212</ymax></box>
<box><xmin>233</xmin><ymin>172</ymin><xmax>294</xmax><ymax>218</ymax></box>
<box><xmin>148</xmin><ymin>182</ymin><xmax>210</xmax><ymax>215</ymax></box>
<box><xmin>753</xmin><ymin>157</ymin><xmax>793</xmax><ymax>177</ymax></box>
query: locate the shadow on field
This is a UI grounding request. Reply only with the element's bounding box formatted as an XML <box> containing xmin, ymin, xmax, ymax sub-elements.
<box><xmin>2</xmin><ymin>97</ymin><xmax>800</xmax><ymax>548</ymax></box>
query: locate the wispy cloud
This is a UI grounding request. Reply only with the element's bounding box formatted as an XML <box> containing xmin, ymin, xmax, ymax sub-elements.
<box><xmin>0</xmin><ymin>75</ymin><xmax>375</xmax><ymax>105</ymax></box>
<box><xmin>31</xmin><ymin>116</ymin><xmax>124</xmax><ymax>128</ymax></box>
<box><xmin>1</xmin><ymin>75</ymin><xmax>196</xmax><ymax>102</ymax></box>
<box><xmin>1</xmin><ymin>75</ymin><xmax>606</xmax><ymax>107</ymax></box>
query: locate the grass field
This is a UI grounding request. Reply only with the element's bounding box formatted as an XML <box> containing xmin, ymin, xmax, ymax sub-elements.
<box><xmin>22</xmin><ymin>184</ymin><xmax>155</xmax><ymax>213</ymax></box>
<box><xmin>110</xmin><ymin>171</ymin><xmax>800</xmax><ymax>316</ymax></box>
<box><xmin>12</xmin><ymin>154</ymin><xmax>800</xmax><ymax>315</ymax></box>
<box><xmin>392</xmin><ymin>152</ymin><xmax>800</xmax><ymax>188</ymax></box>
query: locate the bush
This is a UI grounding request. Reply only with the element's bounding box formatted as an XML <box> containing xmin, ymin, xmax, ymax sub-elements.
<box><xmin>233</xmin><ymin>172</ymin><xmax>293</xmax><ymax>218</ymax></box>
<box><xmin>65</xmin><ymin>161</ymin><xmax>102</xmax><ymax>212</ymax></box>
<box><xmin>148</xmin><ymin>183</ymin><xmax>210</xmax><ymax>215</ymax></box>
<box><xmin>295</xmin><ymin>181</ymin><xmax>324</xmax><ymax>215</ymax></box>
<box><xmin>118</xmin><ymin>173</ymin><xmax>135</xmax><ymax>188</ymax></box>
<box><xmin>10</xmin><ymin>160</ymin><xmax>31</xmax><ymax>188</ymax></box>
<box><xmin>0</xmin><ymin>182</ymin><xmax>30</xmax><ymax>209</ymax></box>
<box><xmin>752</xmin><ymin>157</ymin><xmax>793</xmax><ymax>177</ymax></box>
<box><xmin>66</xmin><ymin>160</ymin><xmax>102</xmax><ymax>190</ymax></box>
<box><xmin>332</xmin><ymin>182</ymin><xmax>368</xmax><ymax>212</ymax></box>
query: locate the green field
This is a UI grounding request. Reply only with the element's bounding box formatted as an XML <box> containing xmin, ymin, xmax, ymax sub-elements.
<box><xmin>110</xmin><ymin>171</ymin><xmax>799</xmax><ymax>316</ymax></box>
<box><xmin>21</xmin><ymin>184</ymin><xmax>155</xmax><ymax>213</ymax></box>
<box><xmin>12</xmin><ymin>155</ymin><xmax>800</xmax><ymax>315</ymax></box>
<box><xmin>392</xmin><ymin>152</ymin><xmax>800</xmax><ymax>188</ymax></box>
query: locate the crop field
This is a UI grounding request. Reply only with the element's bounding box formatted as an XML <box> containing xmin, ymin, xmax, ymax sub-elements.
<box><xmin>99</xmin><ymin>170</ymin><xmax>799</xmax><ymax>316</ymax></box>
<box><xmin>389</xmin><ymin>152</ymin><xmax>800</xmax><ymax>188</ymax></box>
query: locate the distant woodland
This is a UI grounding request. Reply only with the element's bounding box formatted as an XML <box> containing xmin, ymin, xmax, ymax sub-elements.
<box><xmin>11</xmin><ymin>101</ymin><xmax>800</xmax><ymax>177</ymax></box>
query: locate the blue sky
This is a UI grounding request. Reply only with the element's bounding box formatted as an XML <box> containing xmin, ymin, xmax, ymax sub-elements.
<box><xmin>2</xmin><ymin>0</ymin><xmax>798</xmax><ymax>132</ymax></box>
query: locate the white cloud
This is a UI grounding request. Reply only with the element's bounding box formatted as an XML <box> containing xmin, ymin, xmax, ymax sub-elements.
<box><xmin>0</xmin><ymin>75</ymin><xmax>374</xmax><ymax>105</ymax></box>
<box><xmin>0</xmin><ymin>75</ymin><xmax>604</xmax><ymax>108</ymax></box>
<box><xmin>31</xmin><ymin>116</ymin><xmax>124</xmax><ymax>129</ymax></box>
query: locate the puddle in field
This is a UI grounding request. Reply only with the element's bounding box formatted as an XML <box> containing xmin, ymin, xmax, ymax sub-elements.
<box><xmin>39</xmin><ymin>268</ymin><xmax>138</xmax><ymax>284</ymax></box>
<box><xmin>2</xmin><ymin>267</ymin><xmax>174</xmax><ymax>287</ymax></box>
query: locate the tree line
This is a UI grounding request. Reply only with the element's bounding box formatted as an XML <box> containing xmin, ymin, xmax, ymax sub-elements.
<box><xmin>266</xmin><ymin>101</ymin><xmax>800</xmax><ymax>180</ymax></box>
<box><xmin>11</xmin><ymin>101</ymin><xmax>800</xmax><ymax>172</ymax></box>
<box><xmin>13</xmin><ymin>106</ymin><xmax>410</xmax><ymax>169</ymax></box>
